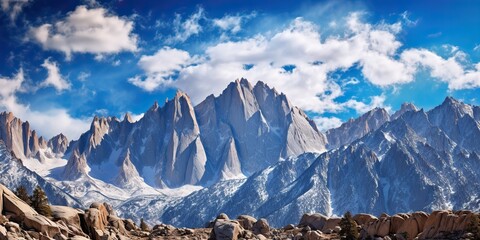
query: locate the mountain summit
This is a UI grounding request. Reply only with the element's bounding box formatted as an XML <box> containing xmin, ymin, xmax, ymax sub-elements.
<box><xmin>62</xmin><ymin>78</ymin><xmax>327</xmax><ymax>188</ymax></box>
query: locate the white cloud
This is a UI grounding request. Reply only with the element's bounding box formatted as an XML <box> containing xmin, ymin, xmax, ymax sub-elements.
<box><xmin>400</xmin><ymin>11</ymin><xmax>418</xmax><ymax>27</ymax></box>
<box><xmin>167</xmin><ymin>7</ymin><xmax>204</xmax><ymax>43</ymax></box>
<box><xmin>129</xmin><ymin>47</ymin><xmax>193</xmax><ymax>91</ymax></box>
<box><xmin>213</xmin><ymin>15</ymin><xmax>242</xmax><ymax>33</ymax></box>
<box><xmin>212</xmin><ymin>12</ymin><xmax>256</xmax><ymax>34</ymax></box>
<box><xmin>400</xmin><ymin>48</ymin><xmax>480</xmax><ymax>89</ymax></box>
<box><xmin>344</xmin><ymin>95</ymin><xmax>391</xmax><ymax>114</ymax></box>
<box><xmin>313</xmin><ymin>116</ymin><xmax>343</xmax><ymax>132</ymax></box>
<box><xmin>40</xmin><ymin>58</ymin><xmax>71</xmax><ymax>91</ymax></box>
<box><xmin>0</xmin><ymin>70</ymin><xmax>90</xmax><ymax>139</ymax></box>
<box><xmin>77</xmin><ymin>71</ymin><xmax>90</xmax><ymax>81</ymax></box>
<box><xmin>30</xmin><ymin>5</ymin><xmax>138</xmax><ymax>59</ymax></box>
<box><xmin>131</xmin><ymin>12</ymin><xmax>480</xmax><ymax>115</ymax></box>
<box><xmin>1</xmin><ymin>0</ymin><xmax>29</xmax><ymax>21</ymax></box>
<box><xmin>342</xmin><ymin>77</ymin><xmax>360</xmax><ymax>86</ymax></box>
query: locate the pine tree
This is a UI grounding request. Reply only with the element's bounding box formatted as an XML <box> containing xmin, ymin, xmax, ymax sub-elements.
<box><xmin>339</xmin><ymin>211</ymin><xmax>359</xmax><ymax>240</ymax></box>
<box><xmin>14</xmin><ymin>185</ymin><xmax>31</xmax><ymax>205</ymax></box>
<box><xmin>30</xmin><ymin>186</ymin><xmax>52</xmax><ymax>217</ymax></box>
<box><xmin>140</xmin><ymin>218</ymin><xmax>150</xmax><ymax>231</ymax></box>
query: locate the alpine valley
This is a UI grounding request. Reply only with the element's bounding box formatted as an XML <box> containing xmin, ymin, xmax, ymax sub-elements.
<box><xmin>1</xmin><ymin>78</ymin><xmax>479</xmax><ymax>228</ymax></box>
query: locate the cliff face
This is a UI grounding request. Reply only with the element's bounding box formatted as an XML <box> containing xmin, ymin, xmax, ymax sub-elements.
<box><xmin>62</xmin><ymin>78</ymin><xmax>326</xmax><ymax>188</ymax></box>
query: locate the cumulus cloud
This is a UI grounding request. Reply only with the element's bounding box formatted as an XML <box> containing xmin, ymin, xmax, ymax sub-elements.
<box><xmin>212</xmin><ymin>12</ymin><xmax>256</xmax><ymax>34</ymax></box>
<box><xmin>29</xmin><ymin>5</ymin><xmax>137</xmax><ymax>59</ymax></box>
<box><xmin>40</xmin><ymin>58</ymin><xmax>71</xmax><ymax>91</ymax></box>
<box><xmin>128</xmin><ymin>47</ymin><xmax>194</xmax><ymax>91</ymax></box>
<box><xmin>167</xmin><ymin>7</ymin><xmax>204</xmax><ymax>43</ymax></box>
<box><xmin>0</xmin><ymin>69</ymin><xmax>90</xmax><ymax>139</ymax></box>
<box><xmin>344</xmin><ymin>95</ymin><xmax>391</xmax><ymax>114</ymax></box>
<box><xmin>313</xmin><ymin>116</ymin><xmax>343</xmax><ymax>132</ymax></box>
<box><xmin>131</xmin><ymin>12</ymin><xmax>480</xmax><ymax>115</ymax></box>
<box><xmin>1</xmin><ymin>0</ymin><xmax>29</xmax><ymax>21</ymax></box>
<box><xmin>400</xmin><ymin>48</ymin><xmax>480</xmax><ymax>89</ymax></box>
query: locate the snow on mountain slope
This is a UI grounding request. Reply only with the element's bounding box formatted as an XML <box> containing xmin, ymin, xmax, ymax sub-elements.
<box><xmin>195</xmin><ymin>79</ymin><xmax>326</xmax><ymax>183</ymax></box>
<box><xmin>153</xmin><ymin>97</ymin><xmax>480</xmax><ymax>228</ymax></box>
<box><xmin>0</xmin><ymin>140</ymin><xmax>83</xmax><ymax>208</ymax></box>
<box><xmin>64</xmin><ymin>91</ymin><xmax>207</xmax><ymax>188</ymax></box>
<box><xmin>326</xmin><ymin>107</ymin><xmax>390</xmax><ymax>149</ymax></box>
<box><xmin>61</xmin><ymin>78</ymin><xmax>326</xmax><ymax>190</ymax></box>
<box><xmin>161</xmin><ymin>152</ymin><xmax>320</xmax><ymax>227</ymax></box>
<box><xmin>1</xmin><ymin>79</ymin><xmax>479</xmax><ymax>232</ymax></box>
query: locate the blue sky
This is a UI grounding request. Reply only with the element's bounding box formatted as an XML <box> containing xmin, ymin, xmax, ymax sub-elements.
<box><xmin>0</xmin><ymin>0</ymin><xmax>479</xmax><ymax>139</ymax></box>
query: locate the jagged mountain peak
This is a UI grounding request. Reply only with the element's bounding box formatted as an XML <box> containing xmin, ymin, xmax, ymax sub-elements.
<box><xmin>391</xmin><ymin>102</ymin><xmax>418</xmax><ymax>120</ymax></box>
<box><xmin>174</xmin><ymin>89</ymin><xmax>190</xmax><ymax>99</ymax></box>
<box><xmin>430</xmin><ymin>96</ymin><xmax>474</xmax><ymax>119</ymax></box>
<box><xmin>62</xmin><ymin>148</ymin><xmax>88</xmax><ymax>180</ymax></box>
<box><xmin>0</xmin><ymin>111</ymin><xmax>51</xmax><ymax>160</ymax></box>
<box><xmin>0</xmin><ymin>111</ymin><xmax>16</xmax><ymax>122</ymax></box>
<box><xmin>150</xmin><ymin>100</ymin><xmax>160</xmax><ymax>112</ymax></box>
<box><xmin>326</xmin><ymin>107</ymin><xmax>390</xmax><ymax>149</ymax></box>
<box><xmin>236</xmin><ymin>77</ymin><xmax>252</xmax><ymax>87</ymax></box>
<box><xmin>401</xmin><ymin>102</ymin><xmax>418</xmax><ymax>110</ymax></box>
<box><xmin>48</xmin><ymin>133</ymin><xmax>69</xmax><ymax>156</ymax></box>
<box><xmin>123</xmin><ymin>112</ymin><xmax>133</xmax><ymax>123</ymax></box>
<box><xmin>442</xmin><ymin>96</ymin><xmax>459</xmax><ymax>105</ymax></box>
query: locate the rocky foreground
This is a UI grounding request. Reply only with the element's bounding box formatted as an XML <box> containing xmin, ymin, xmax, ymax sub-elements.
<box><xmin>0</xmin><ymin>183</ymin><xmax>479</xmax><ymax>240</ymax></box>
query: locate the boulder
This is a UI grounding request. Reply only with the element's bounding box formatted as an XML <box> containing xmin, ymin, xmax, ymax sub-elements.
<box><xmin>377</xmin><ymin>218</ymin><xmax>390</xmax><ymax>237</ymax></box>
<box><xmin>294</xmin><ymin>232</ymin><xmax>303</xmax><ymax>240</ymax></box>
<box><xmin>50</xmin><ymin>205</ymin><xmax>82</xmax><ymax>228</ymax></box>
<box><xmin>283</xmin><ymin>224</ymin><xmax>295</xmax><ymax>230</ymax></box>
<box><xmin>102</xmin><ymin>203</ymin><xmax>116</xmax><ymax>216</ymax></box>
<box><xmin>88</xmin><ymin>203</ymin><xmax>109</xmax><ymax>227</ymax></box>
<box><xmin>455</xmin><ymin>212</ymin><xmax>474</xmax><ymax>231</ymax></box>
<box><xmin>366</xmin><ymin>218</ymin><xmax>390</xmax><ymax>237</ymax></box>
<box><xmin>397</xmin><ymin>216</ymin><xmax>419</xmax><ymax>240</ymax></box>
<box><xmin>123</xmin><ymin>219</ymin><xmax>137</xmax><ymax>231</ymax></box>
<box><xmin>299</xmin><ymin>213</ymin><xmax>328</xmax><ymax>230</ymax></box>
<box><xmin>389</xmin><ymin>214</ymin><xmax>406</xmax><ymax>233</ymax></box>
<box><xmin>0</xmin><ymin>225</ymin><xmax>6</xmax><ymax>240</ymax></box>
<box><xmin>83</xmin><ymin>206</ymin><xmax>111</xmax><ymax>240</ymax></box>
<box><xmin>252</xmin><ymin>218</ymin><xmax>270</xmax><ymax>235</ymax></box>
<box><xmin>412</xmin><ymin>211</ymin><xmax>429</xmax><ymax>231</ymax></box>
<box><xmin>0</xmin><ymin>215</ymin><xmax>7</xmax><ymax>225</ymax></box>
<box><xmin>210</xmin><ymin>219</ymin><xmax>243</xmax><ymax>240</ymax></box>
<box><xmin>108</xmin><ymin>215</ymin><xmax>127</xmax><ymax>235</ymax></box>
<box><xmin>237</xmin><ymin>215</ymin><xmax>257</xmax><ymax>230</ymax></box>
<box><xmin>4</xmin><ymin>222</ymin><xmax>20</xmax><ymax>232</ymax></box>
<box><xmin>0</xmin><ymin>185</ymin><xmax>3</xmax><ymax>214</ymax></box>
<box><xmin>57</xmin><ymin>219</ymin><xmax>87</xmax><ymax>238</ymax></box>
<box><xmin>84</xmin><ymin>208</ymin><xmax>106</xmax><ymax>231</ymax></box>
<box><xmin>322</xmin><ymin>217</ymin><xmax>341</xmax><ymax>232</ymax></box>
<box><xmin>304</xmin><ymin>230</ymin><xmax>322</xmax><ymax>240</ymax></box>
<box><xmin>1</xmin><ymin>184</ymin><xmax>37</xmax><ymax>219</ymax></box>
<box><xmin>217</xmin><ymin>213</ymin><xmax>229</xmax><ymax>220</ymax></box>
<box><xmin>420</xmin><ymin>210</ymin><xmax>450</xmax><ymax>239</ymax></box>
<box><xmin>353</xmin><ymin>214</ymin><xmax>378</xmax><ymax>226</ymax></box>
<box><xmin>256</xmin><ymin>233</ymin><xmax>267</xmax><ymax>240</ymax></box>
<box><xmin>23</xmin><ymin>213</ymin><xmax>61</xmax><ymax>237</ymax></box>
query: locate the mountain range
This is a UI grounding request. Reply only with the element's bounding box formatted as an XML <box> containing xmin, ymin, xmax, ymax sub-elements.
<box><xmin>0</xmin><ymin>78</ymin><xmax>479</xmax><ymax>228</ymax></box>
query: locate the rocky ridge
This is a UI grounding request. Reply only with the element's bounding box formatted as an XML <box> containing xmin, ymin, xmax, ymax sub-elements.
<box><xmin>0</xmin><ymin>182</ymin><xmax>478</xmax><ymax>240</ymax></box>
<box><xmin>158</xmin><ymin>96</ymin><xmax>480</xmax><ymax>228</ymax></box>
<box><xmin>62</xmin><ymin>78</ymin><xmax>327</xmax><ymax>189</ymax></box>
